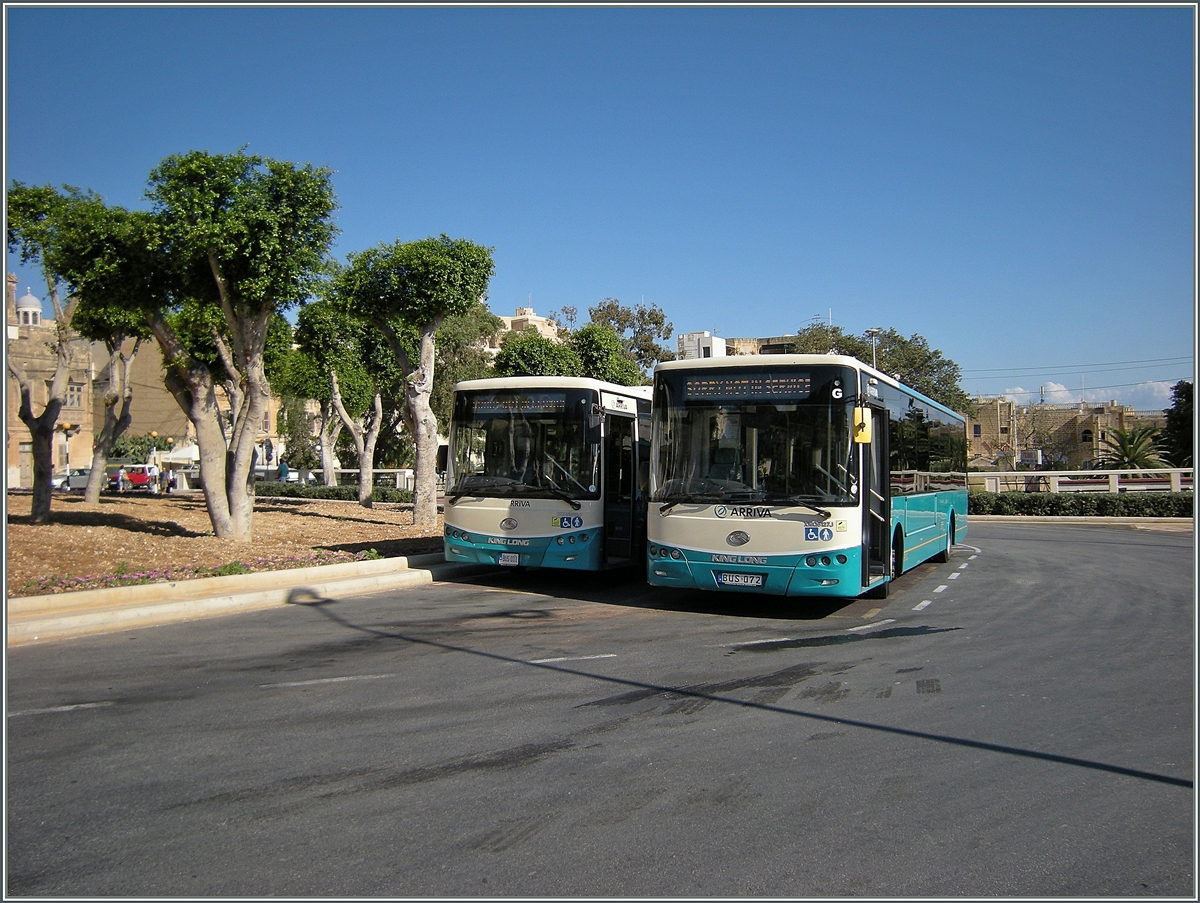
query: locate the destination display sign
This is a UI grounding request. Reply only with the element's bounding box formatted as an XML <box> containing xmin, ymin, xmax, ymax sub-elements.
<box><xmin>467</xmin><ymin>392</ymin><xmax>567</xmax><ymax>415</ymax></box>
<box><xmin>683</xmin><ymin>372</ymin><xmax>812</xmax><ymax>401</ymax></box>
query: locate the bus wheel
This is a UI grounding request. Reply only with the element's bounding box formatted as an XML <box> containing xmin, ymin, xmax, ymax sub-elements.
<box><xmin>932</xmin><ymin>514</ymin><xmax>955</xmax><ymax>563</ymax></box>
<box><xmin>892</xmin><ymin>529</ymin><xmax>904</xmax><ymax>578</ymax></box>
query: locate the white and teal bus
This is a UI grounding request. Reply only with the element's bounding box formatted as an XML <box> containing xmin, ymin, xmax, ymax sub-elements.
<box><xmin>647</xmin><ymin>355</ymin><xmax>968</xmax><ymax>599</ymax></box>
<box><xmin>443</xmin><ymin>376</ymin><xmax>652</xmax><ymax>571</ymax></box>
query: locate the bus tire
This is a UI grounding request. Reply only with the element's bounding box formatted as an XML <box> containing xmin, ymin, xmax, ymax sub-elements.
<box><xmin>932</xmin><ymin>514</ymin><xmax>955</xmax><ymax>563</ymax></box>
<box><xmin>892</xmin><ymin>529</ymin><xmax>904</xmax><ymax>578</ymax></box>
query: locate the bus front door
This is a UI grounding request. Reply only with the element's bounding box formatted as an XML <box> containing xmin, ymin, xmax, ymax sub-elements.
<box><xmin>863</xmin><ymin>405</ymin><xmax>891</xmax><ymax>590</ymax></box>
<box><xmin>603</xmin><ymin>414</ymin><xmax>635</xmax><ymax>563</ymax></box>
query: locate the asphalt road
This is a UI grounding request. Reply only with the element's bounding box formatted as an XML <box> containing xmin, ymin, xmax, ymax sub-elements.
<box><xmin>6</xmin><ymin>522</ymin><xmax>1194</xmax><ymax>896</ymax></box>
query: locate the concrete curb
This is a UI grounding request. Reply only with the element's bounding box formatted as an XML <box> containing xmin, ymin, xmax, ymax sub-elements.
<box><xmin>7</xmin><ymin>554</ymin><xmax>490</xmax><ymax>647</ymax></box>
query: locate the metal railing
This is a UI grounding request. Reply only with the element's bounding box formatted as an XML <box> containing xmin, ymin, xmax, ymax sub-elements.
<box><xmin>970</xmin><ymin>468</ymin><xmax>1193</xmax><ymax>494</ymax></box>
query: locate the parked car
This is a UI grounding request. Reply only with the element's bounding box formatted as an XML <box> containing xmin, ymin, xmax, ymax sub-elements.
<box><xmin>106</xmin><ymin>464</ymin><xmax>160</xmax><ymax>494</ymax></box>
<box><xmin>62</xmin><ymin>468</ymin><xmax>90</xmax><ymax>491</ymax></box>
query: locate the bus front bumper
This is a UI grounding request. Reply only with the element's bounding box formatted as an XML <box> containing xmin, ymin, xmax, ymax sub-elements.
<box><xmin>646</xmin><ymin>546</ymin><xmax>863</xmax><ymax>597</ymax></box>
<box><xmin>444</xmin><ymin>528</ymin><xmax>602</xmax><ymax>570</ymax></box>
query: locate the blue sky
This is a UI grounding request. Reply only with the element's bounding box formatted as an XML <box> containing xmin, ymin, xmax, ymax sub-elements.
<box><xmin>5</xmin><ymin>5</ymin><xmax>1195</xmax><ymax>410</ymax></box>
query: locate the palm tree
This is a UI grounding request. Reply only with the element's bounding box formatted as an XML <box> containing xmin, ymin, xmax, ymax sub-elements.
<box><xmin>1099</xmin><ymin>426</ymin><xmax>1165</xmax><ymax>473</ymax></box>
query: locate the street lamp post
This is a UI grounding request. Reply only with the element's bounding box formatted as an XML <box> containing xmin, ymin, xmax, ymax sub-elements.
<box><xmin>865</xmin><ymin>328</ymin><xmax>882</xmax><ymax>370</ymax></box>
<box><xmin>57</xmin><ymin>422</ymin><xmax>79</xmax><ymax>477</ymax></box>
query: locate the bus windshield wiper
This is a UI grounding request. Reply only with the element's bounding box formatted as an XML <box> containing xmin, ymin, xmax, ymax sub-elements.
<box><xmin>768</xmin><ymin>497</ymin><xmax>835</xmax><ymax>518</ymax></box>
<box><xmin>657</xmin><ymin>492</ymin><xmax>725</xmax><ymax>514</ymax></box>
<box><xmin>539</xmin><ymin>481</ymin><xmax>582</xmax><ymax>510</ymax></box>
<box><xmin>447</xmin><ymin>475</ymin><xmax>511</xmax><ymax>504</ymax></box>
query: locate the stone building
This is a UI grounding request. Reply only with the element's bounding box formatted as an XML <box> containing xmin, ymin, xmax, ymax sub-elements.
<box><xmin>484</xmin><ymin>307</ymin><xmax>561</xmax><ymax>354</ymax></box>
<box><xmin>6</xmin><ymin>274</ymin><xmax>96</xmax><ymax>487</ymax></box>
<box><xmin>966</xmin><ymin>397</ymin><xmax>1167</xmax><ymax>470</ymax></box>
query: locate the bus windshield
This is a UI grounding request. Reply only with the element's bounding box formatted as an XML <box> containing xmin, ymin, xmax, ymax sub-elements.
<box><xmin>651</xmin><ymin>366</ymin><xmax>859</xmax><ymax>507</ymax></box>
<box><xmin>448</xmin><ymin>389</ymin><xmax>600</xmax><ymax>502</ymax></box>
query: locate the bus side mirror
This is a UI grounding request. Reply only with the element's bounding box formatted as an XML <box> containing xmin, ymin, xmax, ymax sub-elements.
<box><xmin>588</xmin><ymin>409</ymin><xmax>603</xmax><ymax>445</ymax></box>
<box><xmin>436</xmin><ymin>444</ymin><xmax>448</xmax><ymax>472</ymax></box>
<box><xmin>853</xmin><ymin>407</ymin><xmax>873</xmax><ymax>444</ymax></box>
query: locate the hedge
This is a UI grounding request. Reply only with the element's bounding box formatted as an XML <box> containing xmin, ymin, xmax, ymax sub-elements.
<box><xmin>968</xmin><ymin>491</ymin><xmax>1194</xmax><ymax>518</ymax></box>
<box><xmin>253</xmin><ymin>481</ymin><xmax>414</xmax><ymax>504</ymax></box>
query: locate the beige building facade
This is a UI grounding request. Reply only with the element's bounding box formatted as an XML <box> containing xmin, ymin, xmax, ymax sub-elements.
<box><xmin>966</xmin><ymin>397</ymin><xmax>1166</xmax><ymax>470</ymax></box>
<box><xmin>6</xmin><ymin>274</ymin><xmax>96</xmax><ymax>487</ymax></box>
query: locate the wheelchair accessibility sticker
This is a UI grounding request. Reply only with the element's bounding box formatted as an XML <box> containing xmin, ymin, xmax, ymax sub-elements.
<box><xmin>805</xmin><ymin>525</ymin><xmax>835</xmax><ymax>542</ymax></box>
<box><xmin>552</xmin><ymin>515</ymin><xmax>584</xmax><ymax>529</ymax></box>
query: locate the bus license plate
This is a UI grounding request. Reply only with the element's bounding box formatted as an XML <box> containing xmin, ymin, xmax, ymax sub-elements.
<box><xmin>499</xmin><ymin>552</ymin><xmax>520</xmax><ymax>566</ymax></box>
<box><xmin>716</xmin><ymin>572</ymin><xmax>764</xmax><ymax>587</ymax></box>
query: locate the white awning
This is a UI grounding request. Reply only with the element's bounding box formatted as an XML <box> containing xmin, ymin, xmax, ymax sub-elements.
<box><xmin>161</xmin><ymin>444</ymin><xmax>200</xmax><ymax>463</ymax></box>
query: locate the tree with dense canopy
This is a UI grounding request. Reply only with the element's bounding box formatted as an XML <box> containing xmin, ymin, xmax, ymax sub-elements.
<box><xmin>1160</xmin><ymin>380</ymin><xmax>1192</xmax><ymax>467</ymax></box>
<box><xmin>42</xmin><ymin>193</ymin><xmax>179</xmax><ymax>502</ymax></box>
<box><xmin>332</xmin><ymin>235</ymin><xmax>494</xmax><ymax>526</ymax></box>
<box><xmin>790</xmin><ymin>323</ymin><xmax>972</xmax><ymax>414</ymax></box>
<box><xmin>143</xmin><ymin>149</ymin><xmax>338</xmax><ymax>541</ymax></box>
<box><xmin>6</xmin><ymin>183</ymin><xmax>91</xmax><ymax>521</ymax></box>
<box><xmin>586</xmin><ymin>297</ymin><xmax>675</xmax><ymax>373</ymax></box>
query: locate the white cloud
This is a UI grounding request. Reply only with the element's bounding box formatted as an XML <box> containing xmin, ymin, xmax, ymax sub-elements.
<box><xmin>997</xmin><ymin>380</ymin><xmax>1179</xmax><ymax>410</ymax></box>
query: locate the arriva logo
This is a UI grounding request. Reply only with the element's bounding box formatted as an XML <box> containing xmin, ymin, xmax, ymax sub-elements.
<box><xmin>714</xmin><ymin>505</ymin><xmax>729</xmax><ymax>518</ymax></box>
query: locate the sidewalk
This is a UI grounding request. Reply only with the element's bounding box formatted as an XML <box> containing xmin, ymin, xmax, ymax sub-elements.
<box><xmin>7</xmin><ymin>553</ymin><xmax>489</xmax><ymax>647</ymax></box>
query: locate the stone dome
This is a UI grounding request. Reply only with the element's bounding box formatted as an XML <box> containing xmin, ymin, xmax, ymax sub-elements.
<box><xmin>15</xmin><ymin>288</ymin><xmax>40</xmax><ymax>311</ymax></box>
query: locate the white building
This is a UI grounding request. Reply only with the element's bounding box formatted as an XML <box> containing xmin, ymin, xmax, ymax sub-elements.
<box><xmin>676</xmin><ymin>330</ymin><xmax>727</xmax><ymax>360</ymax></box>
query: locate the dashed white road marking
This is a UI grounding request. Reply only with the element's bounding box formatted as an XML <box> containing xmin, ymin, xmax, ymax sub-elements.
<box><xmin>948</xmin><ymin>572</ymin><xmax>961</xmax><ymax>580</ymax></box>
<box><xmin>863</xmin><ymin>607</ymin><xmax>883</xmax><ymax>620</ymax></box>
<box><xmin>260</xmin><ymin>674</ymin><xmax>394</xmax><ymax>689</ymax></box>
<box><xmin>912</xmin><ymin>600</ymin><xmax>933</xmax><ymax>611</ymax></box>
<box><xmin>526</xmin><ymin>654</ymin><xmax>618</xmax><ymax>664</ymax></box>
<box><xmin>933</xmin><ymin>585</ymin><xmax>949</xmax><ymax>593</ymax></box>
<box><xmin>8</xmin><ymin>701</ymin><xmax>115</xmax><ymax>718</ymax></box>
<box><xmin>848</xmin><ymin>619</ymin><xmax>896</xmax><ymax>632</ymax></box>
<box><xmin>958</xmin><ymin>563</ymin><xmax>969</xmax><ymax>569</ymax></box>
<box><xmin>968</xmin><ymin>554</ymin><xmax>978</xmax><ymax>560</ymax></box>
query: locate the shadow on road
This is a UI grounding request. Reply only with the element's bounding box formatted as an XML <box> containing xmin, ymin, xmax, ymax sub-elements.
<box><xmin>444</xmin><ymin>564</ymin><xmax>863</xmax><ymax>621</ymax></box>
<box><xmin>287</xmin><ymin>592</ymin><xmax>1192</xmax><ymax>792</ymax></box>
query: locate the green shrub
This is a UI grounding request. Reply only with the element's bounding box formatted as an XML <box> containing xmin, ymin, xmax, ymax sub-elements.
<box><xmin>213</xmin><ymin>561</ymin><xmax>252</xmax><ymax>576</ymax></box>
<box><xmin>968</xmin><ymin>490</ymin><xmax>1192</xmax><ymax>517</ymax></box>
<box><xmin>968</xmin><ymin>491</ymin><xmax>996</xmax><ymax>515</ymax></box>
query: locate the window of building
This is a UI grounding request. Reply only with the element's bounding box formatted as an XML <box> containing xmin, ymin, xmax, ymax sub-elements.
<box><xmin>972</xmin><ymin>424</ymin><xmax>981</xmax><ymax>438</ymax></box>
<box><xmin>1081</xmin><ymin>429</ymin><xmax>1093</xmax><ymax>443</ymax></box>
<box><xmin>999</xmin><ymin>426</ymin><xmax>1008</xmax><ymax>435</ymax></box>
<box><xmin>67</xmin><ymin>382</ymin><xmax>84</xmax><ymax>408</ymax></box>
<box><xmin>262</xmin><ymin>412</ymin><xmax>271</xmax><ymax>432</ymax></box>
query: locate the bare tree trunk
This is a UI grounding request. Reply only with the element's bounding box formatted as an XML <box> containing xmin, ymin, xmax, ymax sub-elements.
<box><xmin>330</xmin><ymin>371</ymin><xmax>382</xmax><ymax>508</ymax></box>
<box><xmin>406</xmin><ymin>324</ymin><xmax>441</xmax><ymax>527</ymax></box>
<box><xmin>7</xmin><ymin>279</ymin><xmax>73</xmax><ymax>523</ymax></box>
<box><xmin>85</xmin><ymin>338</ymin><xmax>141</xmax><ymax>503</ymax></box>
<box><xmin>318</xmin><ymin>402</ymin><xmax>342</xmax><ymax>487</ymax></box>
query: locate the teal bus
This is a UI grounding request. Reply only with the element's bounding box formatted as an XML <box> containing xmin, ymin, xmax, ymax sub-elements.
<box><xmin>443</xmin><ymin>376</ymin><xmax>652</xmax><ymax>571</ymax></box>
<box><xmin>646</xmin><ymin>354</ymin><xmax>968</xmax><ymax>599</ymax></box>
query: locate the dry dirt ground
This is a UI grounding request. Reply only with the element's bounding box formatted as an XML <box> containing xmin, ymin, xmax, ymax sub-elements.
<box><xmin>5</xmin><ymin>490</ymin><xmax>444</xmax><ymax>598</ymax></box>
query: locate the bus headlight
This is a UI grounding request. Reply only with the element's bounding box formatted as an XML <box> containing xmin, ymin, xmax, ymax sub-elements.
<box><xmin>670</xmin><ymin>548</ymin><xmax>683</xmax><ymax>560</ymax></box>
